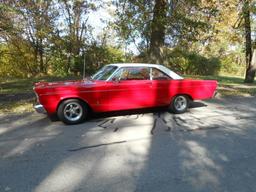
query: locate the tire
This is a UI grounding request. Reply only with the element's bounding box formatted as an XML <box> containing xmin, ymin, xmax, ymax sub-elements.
<box><xmin>169</xmin><ymin>95</ymin><xmax>189</xmax><ymax>114</ymax></box>
<box><xmin>57</xmin><ymin>99</ymin><xmax>88</xmax><ymax>125</ymax></box>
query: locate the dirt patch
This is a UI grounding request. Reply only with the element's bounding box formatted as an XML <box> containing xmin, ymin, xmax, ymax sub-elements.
<box><xmin>0</xmin><ymin>93</ymin><xmax>35</xmax><ymax>104</ymax></box>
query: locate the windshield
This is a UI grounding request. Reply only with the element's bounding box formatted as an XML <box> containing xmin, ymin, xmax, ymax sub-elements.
<box><xmin>91</xmin><ymin>65</ymin><xmax>118</xmax><ymax>80</ymax></box>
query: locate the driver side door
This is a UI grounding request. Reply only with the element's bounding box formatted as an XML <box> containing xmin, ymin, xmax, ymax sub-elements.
<box><xmin>106</xmin><ymin>67</ymin><xmax>154</xmax><ymax>111</ymax></box>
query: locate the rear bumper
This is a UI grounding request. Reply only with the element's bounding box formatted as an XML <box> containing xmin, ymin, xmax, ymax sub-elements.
<box><xmin>213</xmin><ymin>91</ymin><xmax>218</xmax><ymax>98</ymax></box>
<box><xmin>34</xmin><ymin>104</ymin><xmax>46</xmax><ymax>114</ymax></box>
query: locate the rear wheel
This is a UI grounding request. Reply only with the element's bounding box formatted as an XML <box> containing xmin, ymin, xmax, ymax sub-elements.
<box><xmin>169</xmin><ymin>95</ymin><xmax>189</xmax><ymax>114</ymax></box>
<box><xmin>57</xmin><ymin>99</ymin><xmax>88</xmax><ymax>124</ymax></box>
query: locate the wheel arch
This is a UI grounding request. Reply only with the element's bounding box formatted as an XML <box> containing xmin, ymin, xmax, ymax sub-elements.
<box><xmin>56</xmin><ymin>97</ymin><xmax>93</xmax><ymax>113</ymax></box>
<box><xmin>171</xmin><ymin>93</ymin><xmax>193</xmax><ymax>102</ymax></box>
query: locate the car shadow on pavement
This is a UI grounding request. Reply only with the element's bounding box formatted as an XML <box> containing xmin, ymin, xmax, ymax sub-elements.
<box><xmin>90</xmin><ymin>107</ymin><xmax>167</xmax><ymax>120</ymax></box>
<box><xmin>189</xmin><ymin>101</ymin><xmax>207</xmax><ymax>108</ymax></box>
<box><xmin>89</xmin><ymin>101</ymin><xmax>207</xmax><ymax>121</ymax></box>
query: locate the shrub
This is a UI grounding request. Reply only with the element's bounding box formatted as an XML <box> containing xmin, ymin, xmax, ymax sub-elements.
<box><xmin>163</xmin><ymin>48</ymin><xmax>221</xmax><ymax>75</ymax></box>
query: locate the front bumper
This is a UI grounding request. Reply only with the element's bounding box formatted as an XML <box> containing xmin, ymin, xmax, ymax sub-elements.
<box><xmin>34</xmin><ymin>104</ymin><xmax>46</xmax><ymax>114</ymax></box>
<box><xmin>213</xmin><ymin>91</ymin><xmax>218</xmax><ymax>98</ymax></box>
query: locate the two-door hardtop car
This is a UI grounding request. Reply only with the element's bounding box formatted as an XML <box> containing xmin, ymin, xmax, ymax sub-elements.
<box><xmin>34</xmin><ymin>63</ymin><xmax>217</xmax><ymax>124</ymax></box>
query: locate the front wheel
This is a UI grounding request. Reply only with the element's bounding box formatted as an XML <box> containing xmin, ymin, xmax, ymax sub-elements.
<box><xmin>169</xmin><ymin>95</ymin><xmax>189</xmax><ymax>114</ymax></box>
<box><xmin>57</xmin><ymin>99</ymin><xmax>88</xmax><ymax>125</ymax></box>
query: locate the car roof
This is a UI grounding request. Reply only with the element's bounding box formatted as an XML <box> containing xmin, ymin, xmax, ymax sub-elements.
<box><xmin>108</xmin><ymin>63</ymin><xmax>163</xmax><ymax>68</ymax></box>
<box><xmin>107</xmin><ymin>63</ymin><xmax>183</xmax><ymax>80</ymax></box>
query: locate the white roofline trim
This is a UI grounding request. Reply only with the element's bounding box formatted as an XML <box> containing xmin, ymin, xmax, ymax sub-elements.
<box><xmin>106</xmin><ymin>63</ymin><xmax>183</xmax><ymax>80</ymax></box>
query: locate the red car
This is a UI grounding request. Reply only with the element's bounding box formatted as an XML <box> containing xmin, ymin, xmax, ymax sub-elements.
<box><xmin>34</xmin><ymin>63</ymin><xmax>217</xmax><ymax>124</ymax></box>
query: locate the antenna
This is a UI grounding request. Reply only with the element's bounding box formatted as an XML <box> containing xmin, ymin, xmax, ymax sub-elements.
<box><xmin>83</xmin><ymin>49</ymin><xmax>86</xmax><ymax>79</ymax></box>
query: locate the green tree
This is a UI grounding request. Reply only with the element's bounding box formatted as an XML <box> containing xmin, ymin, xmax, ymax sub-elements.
<box><xmin>113</xmin><ymin>0</ymin><xmax>218</xmax><ymax>64</ymax></box>
<box><xmin>242</xmin><ymin>0</ymin><xmax>256</xmax><ymax>83</ymax></box>
<box><xmin>59</xmin><ymin>0</ymin><xmax>97</xmax><ymax>73</ymax></box>
<box><xmin>0</xmin><ymin>0</ymin><xmax>56</xmax><ymax>75</ymax></box>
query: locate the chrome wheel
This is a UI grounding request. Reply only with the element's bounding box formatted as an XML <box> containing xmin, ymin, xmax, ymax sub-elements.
<box><xmin>174</xmin><ymin>95</ymin><xmax>187</xmax><ymax>111</ymax></box>
<box><xmin>63</xmin><ymin>102</ymin><xmax>83</xmax><ymax>122</ymax></box>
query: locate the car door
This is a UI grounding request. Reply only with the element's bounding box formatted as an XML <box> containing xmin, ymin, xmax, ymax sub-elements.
<box><xmin>106</xmin><ymin>67</ymin><xmax>154</xmax><ymax>111</ymax></box>
<box><xmin>150</xmin><ymin>67</ymin><xmax>172</xmax><ymax>106</ymax></box>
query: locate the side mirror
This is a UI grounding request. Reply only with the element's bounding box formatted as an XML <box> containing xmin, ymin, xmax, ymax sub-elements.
<box><xmin>112</xmin><ymin>77</ymin><xmax>120</xmax><ymax>83</ymax></box>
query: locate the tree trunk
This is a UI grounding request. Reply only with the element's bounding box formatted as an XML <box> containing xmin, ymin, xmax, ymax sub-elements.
<box><xmin>243</xmin><ymin>0</ymin><xmax>255</xmax><ymax>83</ymax></box>
<box><xmin>39</xmin><ymin>38</ymin><xmax>45</xmax><ymax>74</ymax></box>
<box><xmin>34</xmin><ymin>44</ymin><xmax>39</xmax><ymax>73</ymax></box>
<box><xmin>66</xmin><ymin>52</ymin><xmax>71</xmax><ymax>74</ymax></box>
<box><xmin>149</xmin><ymin>0</ymin><xmax>167</xmax><ymax>64</ymax></box>
<box><xmin>246</xmin><ymin>47</ymin><xmax>256</xmax><ymax>82</ymax></box>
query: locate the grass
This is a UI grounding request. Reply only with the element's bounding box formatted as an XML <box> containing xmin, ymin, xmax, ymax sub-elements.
<box><xmin>0</xmin><ymin>74</ymin><xmax>255</xmax><ymax>113</ymax></box>
<box><xmin>0</xmin><ymin>76</ymin><xmax>80</xmax><ymax>94</ymax></box>
<box><xmin>0</xmin><ymin>75</ymin><xmax>81</xmax><ymax>114</ymax></box>
<box><xmin>185</xmin><ymin>74</ymin><xmax>245</xmax><ymax>84</ymax></box>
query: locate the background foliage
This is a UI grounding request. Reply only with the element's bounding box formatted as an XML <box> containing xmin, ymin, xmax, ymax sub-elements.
<box><xmin>0</xmin><ymin>0</ymin><xmax>255</xmax><ymax>81</ymax></box>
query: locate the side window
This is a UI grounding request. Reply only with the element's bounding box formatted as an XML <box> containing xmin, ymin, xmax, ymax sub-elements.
<box><xmin>151</xmin><ymin>68</ymin><xmax>171</xmax><ymax>80</ymax></box>
<box><xmin>112</xmin><ymin>67</ymin><xmax>150</xmax><ymax>80</ymax></box>
<box><xmin>111</xmin><ymin>69</ymin><xmax>122</xmax><ymax>81</ymax></box>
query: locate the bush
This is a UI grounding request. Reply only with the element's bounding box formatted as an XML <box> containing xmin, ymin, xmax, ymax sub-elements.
<box><xmin>49</xmin><ymin>45</ymin><xmax>127</xmax><ymax>76</ymax></box>
<box><xmin>219</xmin><ymin>53</ymin><xmax>244</xmax><ymax>76</ymax></box>
<box><xmin>163</xmin><ymin>48</ymin><xmax>221</xmax><ymax>75</ymax></box>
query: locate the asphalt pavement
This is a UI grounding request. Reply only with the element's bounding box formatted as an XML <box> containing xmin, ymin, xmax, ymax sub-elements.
<box><xmin>1</xmin><ymin>96</ymin><xmax>256</xmax><ymax>192</ymax></box>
